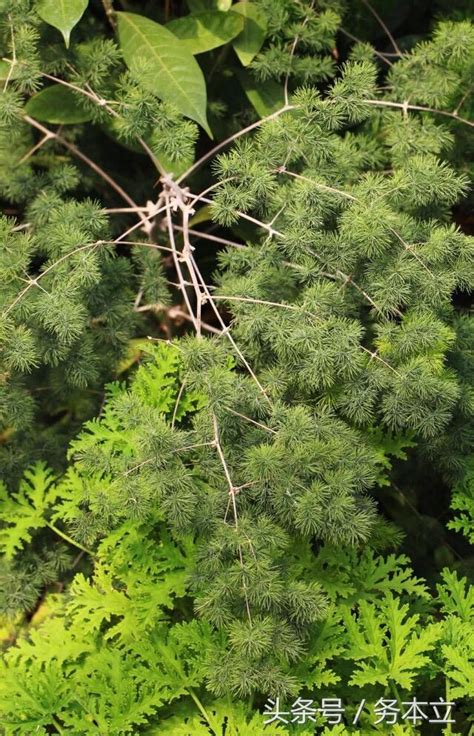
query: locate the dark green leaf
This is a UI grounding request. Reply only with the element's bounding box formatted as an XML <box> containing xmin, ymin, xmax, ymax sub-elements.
<box><xmin>117</xmin><ymin>12</ymin><xmax>211</xmax><ymax>136</ymax></box>
<box><xmin>166</xmin><ymin>12</ymin><xmax>243</xmax><ymax>55</ymax></box>
<box><xmin>238</xmin><ymin>71</ymin><xmax>285</xmax><ymax>117</ymax></box>
<box><xmin>231</xmin><ymin>2</ymin><xmax>267</xmax><ymax>66</ymax></box>
<box><xmin>25</xmin><ymin>85</ymin><xmax>92</xmax><ymax>124</ymax></box>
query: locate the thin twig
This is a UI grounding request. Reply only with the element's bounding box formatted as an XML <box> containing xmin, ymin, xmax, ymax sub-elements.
<box><xmin>102</xmin><ymin>0</ymin><xmax>117</xmax><ymax>29</ymax></box>
<box><xmin>24</xmin><ymin>115</ymin><xmax>144</xmax><ymax>218</ymax></box>
<box><xmin>2</xmin><ymin>241</ymin><xmax>103</xmax><ymax>319</ymax></box>
<box><xmin>173</xmin><ymin>224</ymin><xmax>245</xmax><ymax>249</ymax></box>
<box><xmin>189</xmin><ymin>253</ymin><xmax>272</xmax><ymax>403</ymax></box>
<box><xmin>284</xmin><ymin>0</ymin><xmax>315</xmax><ymax>105</ymax></box>
<box><xmin>227</xmin><ymin>407</ymin><xmax>277</xmax><ymax>434</ymax></box>
<box><xmin>363</xmin><ymin>98</ymin><xmax>474</xmax><ymax>128</ymax></box>
<box><xmin>338</xmin><ymin>28</ymin><xmax>393</xmax><ymax>66</ymax></box>
<box><xmin>40</xmin><ymin>71</ymin><xmax>166</xmax><ymax>175</ymax></box>
<box><xmin>278</xmin><ymin>167</ymin><xmax>357</xmax><ymax>200</ymax></box>
<box><xmin>164</xmin><ymin>192</ymin><xmax>201</xmax><ymax>335</ymax></box>
<box><xmin>176</xmin><ymin>105</ymin><xmax>295</xmax><ymax>184</ymax></box>
<box><xmin>3</xmin><ymin>18</ymin><xmax>16</xmax><ymax>91</ymax></box>
<box><xmin>171</xmin><ymin>381</ymin><xmax>186</xmax><ymax>429</ymax></box>
<box><xmin>212</xmin><ymin>412</ymin><xmax>252</xmax><ymax>625</ymax></box>
<box><xmin>196</xmin><ymin>196</ymin><xmax>284</xmax><ymax>238</ymax></box>
<box><xmin>162</xmin><ymin>177</ymin><xmax>204</xmax><ymax>337</ymax></box>
<box><xmin>360</xmin><ymin>0</ymin><xmax>402</xmax><ymax>55</ymax></box>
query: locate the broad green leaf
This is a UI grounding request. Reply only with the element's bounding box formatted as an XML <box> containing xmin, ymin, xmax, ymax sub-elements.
<box><xmin>36</xmin><ymin>0</ymin><xmax>89</xmax><ymax>48</ymax></box>
<box><xmin>117</xmin><ymin>12</ymin><xmax>211</xmax><ymax>136</ymax></box>
<box><xmin>231</xmin><ymin>2</ymin><xmax>267</xmax><ymax>66</ymax></box>
<box><xmin>25</xmin><ymin>85</ymin><xmax>92</xmax><ymax>124</ymax></box>
<box><xmin>166</xmin><ymin>11</ymin><xmax>243</xmax><ymax>55</ymax></box>
<box><xmin>238</xmin><ymin>71</ymin><xmax>284</xmax><ymax>117</ymax></box>
<box><xmin>188</xmin><ymin>0</ymin><xmax>232</xmax><ymax>11</ymax></box>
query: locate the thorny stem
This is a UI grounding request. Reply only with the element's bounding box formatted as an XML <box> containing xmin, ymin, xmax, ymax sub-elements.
<box><xmin>164</xmin><ymin>192</ymin><xmax>202</xmax><ymax>335</ymax></box>
<box><xmin>363</xmin><ymin>98</ymin><xmax>474</xmax><ymax>127</ymax></box>
<box><xmin>339</xmin><ymin>28</ymin><xmax>393</xmax><ymax>66</ymax></box>
<box><xmin>24</xmin><ymin>115</ymin><xmax>143</xmax><ymax>217</ymax></box>
<box><xmin>212</xmin><ymin>413</ymin><xmax>252</xmax><ymax>625</ymax></box>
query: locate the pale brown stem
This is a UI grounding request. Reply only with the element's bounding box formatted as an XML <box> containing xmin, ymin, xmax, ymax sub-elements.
<box><xmin>177</xmin><ymin>105</ymin><xmax>295</xmax><ymax>184</ymax></box>
<box><xmin>212</xmin><ymin>412</ymin><xmax>252</xmax><ymax>625</ymax></box>
<box><xmin>164</xmin><ymin>193</ymin><xmax>201</xmax><ymax>335</ymax></box>
<box><xmin>24</xmin><ymin>115</ymin><xmax>143</xmax><ymax>217</ymax></box>
<box><xmin>363</xmin><ymin>98</ymin><xmax>474</xmax><ymax>128</ymax></box>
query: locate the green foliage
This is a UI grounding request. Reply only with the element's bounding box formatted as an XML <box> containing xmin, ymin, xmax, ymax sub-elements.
<box><xmin>37</xmin><ymin>0</ymin><xmax>89</xmax><ymax>48</ymax></box>
<box><xmin>167</xmin><ymin>11</ymin><xmax>244</xmax><ymax>55</ymax></box>
<box><xmin>231</xmin><ymin>2</ymin><xmax>268</xmax><ymax>67</ymax></box>
<box><xmin>1</xmin><ymin>345</ymin><xmax>474</xmax><ymax>734</ymax></box>
<box><xmin>25</xmin><ymin>84</ymin><xmax>93</xmax><ymax>123</ymax></box>
<box><xmin>117</xmin><ymin>12</ymin><xmax>211</xmax><ymax>135</ymax></box>
<box><xmin>0</xmin><ymin>0</ymin><xmax>473</xmax><ymax>732</ymax></box>
<box><xmin>450</xmin><ymin>459</ymin><xmax>474</xmax><ymax>543</ymax></box>
<box><xmin>0</xmin><ymin>462</ymin><xmax>58</xmax><ymax>559</ymax></box>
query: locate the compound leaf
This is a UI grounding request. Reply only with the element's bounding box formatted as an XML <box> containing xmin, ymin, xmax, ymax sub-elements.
<box><xmin>0</xmin><ymin>463</ymin><xmax>58</xmax><ymax>559</ymax></box>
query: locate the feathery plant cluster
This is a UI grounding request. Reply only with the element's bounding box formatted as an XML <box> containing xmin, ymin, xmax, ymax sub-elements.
<box><xmin>0</xmin><ymin>0</ymin><xmax>473</xmax><ymax>733</ymax></box>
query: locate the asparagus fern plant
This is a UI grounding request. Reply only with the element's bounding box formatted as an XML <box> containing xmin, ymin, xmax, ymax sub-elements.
<box><xmin>0</xmin><ymin>0</ymin><xmax>473</xmax><ymax>733</ymax></box>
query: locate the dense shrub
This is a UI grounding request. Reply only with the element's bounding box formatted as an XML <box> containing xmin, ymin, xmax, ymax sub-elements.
<box><xmin>0</xmin><ymin>0</ymin><xmax>473</xmax><ymax>733</ymax></box>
